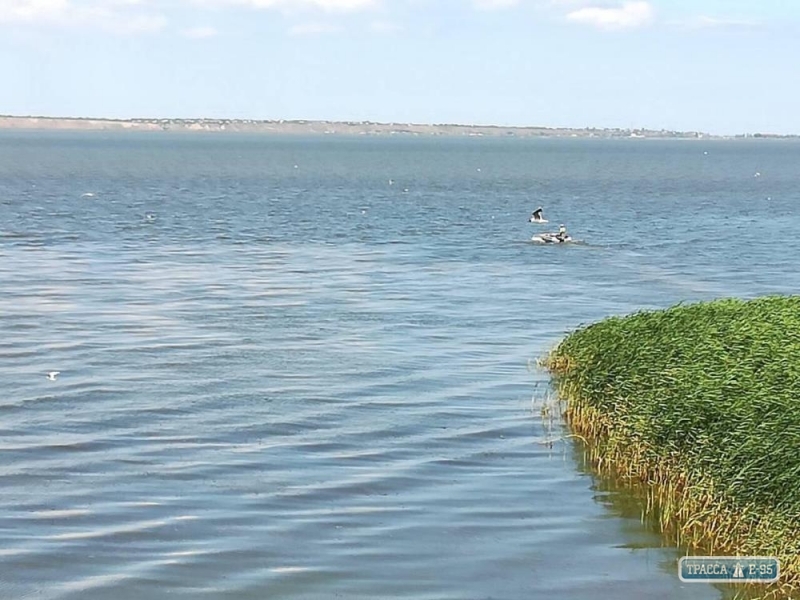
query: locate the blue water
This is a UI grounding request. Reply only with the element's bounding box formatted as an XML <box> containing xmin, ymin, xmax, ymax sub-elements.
<box><xmin>1</xmin><ymin>132</ymin><xmax>799</xmax><ymax>599</ymax></box>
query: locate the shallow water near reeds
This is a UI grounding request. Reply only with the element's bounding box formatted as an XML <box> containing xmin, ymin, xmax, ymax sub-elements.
<box><xmin>2</xmin><ymin>132</ymin><xmax>799</xmax><ymax>599</ymax></box>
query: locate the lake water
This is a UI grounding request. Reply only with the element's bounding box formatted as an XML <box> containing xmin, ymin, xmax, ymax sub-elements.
<box><xmin>1</xmin><ymin>132</ymin><xmax>799</xmax><ymax>599</ymax></box>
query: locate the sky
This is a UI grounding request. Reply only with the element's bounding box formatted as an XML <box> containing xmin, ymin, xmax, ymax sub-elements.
<box><xmin>1</xmin><ymin>0</ymin><xmax>799</xmax><ymax>135</ymax></box>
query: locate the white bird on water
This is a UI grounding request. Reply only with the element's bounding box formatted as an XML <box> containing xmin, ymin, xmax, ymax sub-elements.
<box><xmin>47</xmin><ymin>371</ymin><xmax>60</xmax><ymax>381</ymax></box>
<box><xmin>529</xmin><ymin>207</ymin><xmax>548</xmax><ymax>223</ymax></box>
<box><xmin>81</xmin><ymin>192</ymin><xmax>95</xmax><ymax>198</ymax></box>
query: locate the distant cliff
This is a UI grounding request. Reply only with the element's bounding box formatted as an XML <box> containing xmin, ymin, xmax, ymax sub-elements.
<box><xmin>0</xmin><ymin>115</ymin><xmax>722</xmax><ymax>139</ymax></box>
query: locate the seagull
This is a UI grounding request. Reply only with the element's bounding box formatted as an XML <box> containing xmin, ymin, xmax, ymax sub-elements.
<box><xmin>145</xmin><ymin>213</ymin><xmax>156</xmax><ymax>222</ymax></box>
<box><xmin>46</xmin><ymin>371</ymin><xmax>60</xmax><ymax>381</ymax></box>
<box><xmin>81</xmin><ymin>192</ymin><xmax>95</xmax><ymax>198</ymax></box>
<box><xmin>754</xmin><ymin>172</ymin><xmax>761</xmax><ymax>178</ymax></box>
<box><xmin>388</xmin><ymin>179</ymin><xmax>394</xmax><ymax>186</ymax></box>
<box><xmin>529</xmin><ymin>207</ymin><xmax>548</xmax><ymax>223</ymax></box>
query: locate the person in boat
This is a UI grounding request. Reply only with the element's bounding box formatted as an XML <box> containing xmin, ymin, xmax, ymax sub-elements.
<box><xmin>556</xmin><ymin>224</ymin><xmax>568</xmax><ymax>242</ymax></box>
<box><xmin>530</xmin><ymin>207</ymin><xmax>544</xmax><ymax>222</ymax></box>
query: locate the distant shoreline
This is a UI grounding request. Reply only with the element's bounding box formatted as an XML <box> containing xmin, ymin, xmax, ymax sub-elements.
<box><xmin>2</xmin><ymin>115</ymin><xmax>796</xmax><ymax>140</ymax></box>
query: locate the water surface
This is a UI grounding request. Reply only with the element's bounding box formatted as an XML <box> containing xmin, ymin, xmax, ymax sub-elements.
<box><xmin>2</xmin><ymin>132</ymin><xmax>799</xmax><ymax>599</ymax></box>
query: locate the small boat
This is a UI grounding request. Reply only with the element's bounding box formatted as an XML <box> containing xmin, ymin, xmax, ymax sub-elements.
<box><xmin>532</xmin><ymin>232</ymin><xmax>572</xmax><ymax>244</ymax></box>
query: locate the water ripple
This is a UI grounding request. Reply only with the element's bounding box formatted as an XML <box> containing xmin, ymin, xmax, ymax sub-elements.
<box><xmin>2</xmin><ymin>134</ymin><xmax>799</xmax><ymax>599</ymax></box>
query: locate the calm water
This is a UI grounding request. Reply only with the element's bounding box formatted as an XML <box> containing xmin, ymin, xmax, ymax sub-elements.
<box><xmin>2</xmin><ymin>132</ymin><xmax>799</xmax><ymax>599</ymax></box>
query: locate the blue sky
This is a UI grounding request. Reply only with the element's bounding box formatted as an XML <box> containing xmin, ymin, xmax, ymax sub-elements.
<box><xmin>1</xmin><ymin>0</ymin><xmax>798</xmax><ymax>134</ymax></box>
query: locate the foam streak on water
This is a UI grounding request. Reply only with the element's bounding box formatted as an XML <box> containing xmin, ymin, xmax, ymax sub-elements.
<box><xmin>2</xmin><ymin>133</ymin><xmax>799</xmax><ymax>599</ymax></box>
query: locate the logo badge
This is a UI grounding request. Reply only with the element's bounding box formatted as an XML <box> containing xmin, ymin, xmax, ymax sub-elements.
<box><xmin>679</xmin><ymin>557</ymin><xmax>780</xmax><ymax>583</ymax></box>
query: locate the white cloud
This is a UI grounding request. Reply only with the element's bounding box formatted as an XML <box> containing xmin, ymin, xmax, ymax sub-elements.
<box><xmin>671</xmin><ymin>15</ymin><xmax>762</xmax><ymax>30</ymax></box>
<box><xmin>288</xmin><ymin>21</ymin><xmax>341</xmax><ymax>35</ymax></box>
<box><xmin>0</xmin><ymin>0</ymin><xmax>379</xmax><ymax>35</ymax></box>
<box><xmin>105</xmin><ymin>11</ymin><xmax>166</xmax><ymax>33</ymax></box>
<box><xmin>369</xmin><ymin>20</ymin><xmax>402</xmax><ymax>33</ymax></box>
<box><xmin>193</xmin><ymin>0</ymin><xmax>377</xmax><ymax>12</ymax></box>
<box><xmin>0</xmin><ymin>0</ymin><xmax>70</xmax><ymax>22</ymax></box>
<box><xmin>298</xmin><ymin>0</ymin><xmax>374</xmax><ymax>8</ymax></box>
<box><xmin>0</xmin><ymin>0</ymin><xmax>166</xmax><ymax>32</ymax></box>
<box><xmin>473</xmin><ymin>0</ymin><xmax>519</xmax><ymax>10</ymax></box>
<box><xmin>181</xmin><ymin>25</ymin><xmax>218</xmax><ymax>37</ymax></box>
<box><xmin>566</xmin><ymin>1</ymin><xmax>654</xmax><ymax>30</ymax></box>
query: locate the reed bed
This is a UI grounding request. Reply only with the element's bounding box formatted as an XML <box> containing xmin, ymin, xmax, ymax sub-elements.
<box><xmin>545</xmin><ymin>296</ymin><xmax>800</xmax><ymax>598</ymax></box>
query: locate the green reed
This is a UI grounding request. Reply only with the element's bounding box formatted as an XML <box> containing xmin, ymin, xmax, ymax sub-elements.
<box><xmin>545</xmin><ymin>296</ymin><xmax>800</xmax><ymax>598</ymax></box>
